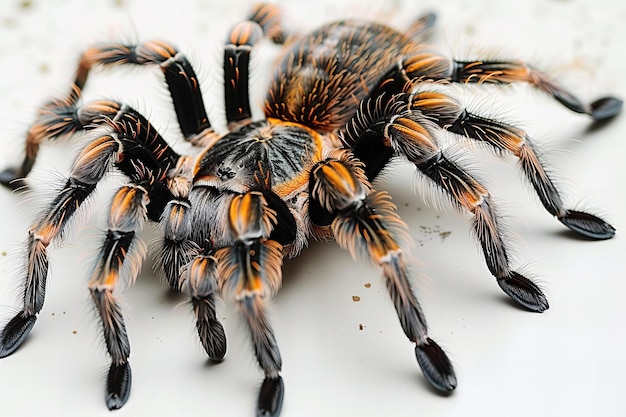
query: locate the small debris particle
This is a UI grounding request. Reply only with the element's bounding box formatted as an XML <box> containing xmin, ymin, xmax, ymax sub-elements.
<box><xmin>72</xmin><ymin>330</ymin><xmax>78</xmax><ymax>335</ymax></box>
<box><xmin>439</xmin><ymin>231</ymin><xmax>451</xmax><ymax>241</ymax></box>
<box><xmin>1</xmin><ymin>17</ymin><xmax>16</xmax><ymax>29</ymax></box>
<box><xmin>352</xmin><ymin>295</ymin><xmax>361</xmax><ymax>302</ymax></box>
<box><xmin>20</xmin><ymin>1</ymin><xmax>32</xmax><ymax>9</ymax></box>
<box><xmin>38</xmin><ymin>63</ymin><xmax>49</xmax><ymax>74</ymax></box>
<box><xmin>51</xmin><ymin>312</ymin><xmax>55</xmax><ymax>316</ymax></box>
<box><xmin>364</xmin><ymin>282</ymin><xmax>371</xmax><ymax>288</ymax></box>
<box><xmin>1</xmin><ymin>251</ymin><xmax>6</xmax><ymax>256</ymax></box>
<box><xmin>358</xmin><ymin>324</ymin><xmax>364</xmax><ymax>330</ymax></box>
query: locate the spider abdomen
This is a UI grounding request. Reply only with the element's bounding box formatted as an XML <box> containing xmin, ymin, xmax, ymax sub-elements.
<box><xmin>265</xmin><ymin>21</ymin><xmax>421</xmax><ymax>132</ymax></box>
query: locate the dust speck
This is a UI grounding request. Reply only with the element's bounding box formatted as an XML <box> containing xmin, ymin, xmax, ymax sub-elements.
<box><xmin>352</xmin><ymin>295</ymin><xmax>361</xmax><ymax>302</ymax></box>
<box><xmin>439</xmin><ymin>231</ymin><xmax>451</xmax><ymax>241</ymax></box>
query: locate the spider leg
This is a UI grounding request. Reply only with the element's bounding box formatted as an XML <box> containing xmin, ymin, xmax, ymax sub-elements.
<box><xmin>309</xmin><ymin>152</ymin><xmax>457</xmax><ymax>393</ymax></box>
<box><xmin>73</xmin><ymin>40</ymin><xmax>214</xmax><ymax>144</ymax></box>
<box><xmin>216</xmin><ymin>191</ymin><xmax>286</xmax><ymax>417</ymax></box>
<box><xmin>248</xmin><ymin>3</ymin><xmax>285</xmax><ymax>44</ymax></box>
<box><xmin>410</xmin><ymin>90</ymin><xmax>615</xmax><ymax>239</ymax></box>
<box><xmin>0</xmin><ymin>39</ymin><xmax>213</xmax><ymax>188</ymax></box>
<box><xmin>343</xmin><ymin>99</ymin><xmax>549</xmax><ymax>312</ymax></box>
<box><xmin>183</xmin><ymin>253</ymin><xmax>227</xmax><ymax>361</ymax></box>
<box><xmin>151</xmin><ymin>153</ymin><xmax>204</xmax><ymax>291</ymax></box>
<box><xmin>224</xmin><ymin>3</ymin><xmax>284</xmax><ymax>128</ymax></box>
<box><xmin>405</xmin><ymin>12</ymin><xmax>437</xmax><ymax>42</ymax></box>
<box><xmin>448</xmin><ymin>59</ymin><xmax>623</xmax><ymax>120</ymax></box>
<box><xmin>88</xmin><ymin>183</ymin><xmax>150</xmax><ymax>410</ymax></box>
<box><xmin>377</xmin><ymin>52</ymin><xmax>622</xmax><ymax>120</ymax></box>
<box><xmin>1</xmin><ymin>103</ymin><xmax>183</xmax><ymax>409</ymax></box>
<box><xmin>3</xmin><ymin>96</ymin><xmax>195</xmax><ymax>290</ymax></box>
<box><xmin>84</xmin><ymin>110</ymin><xmax>186</xmax><ymax>409</ymax></box>
<box><xmin>0</xmin><ymin>131</ymin><xmax>122</xmax><ymax>358</ymax></box>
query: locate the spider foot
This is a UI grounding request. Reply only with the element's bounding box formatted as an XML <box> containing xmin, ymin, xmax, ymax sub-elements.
<box><xmin>0</xmin><ymin>312</ymin><xmax>37</xmax><ymax>358</ymax></box>
<box><xmin>414</xmin><ymin>338</ymin><xmax>457</xmax><ymax>392</ymax></box>
<box><xmin>559</xmin><ymin>210</ymin><xmax>615</xmax><ymax>240</ymax></box>
<box><xmin>256</xmin><ymin>376</ymin><xmax>284</xmax><ymax>417</ymax></box>
<box><xmin>0</xmin><ymin>167</ymin><xmax>27</xmax><ymax>191</ymax></box>
<box><xmin>198</xmin><ymin>319</ymin><xmax>227</xmax><ymax>361</ymax></box>
<box><xmin>497</xmin><ymin>273</ymin><xmax>549</xmax><ymax>312</ymax></box>
<box><xmin>106</xmin><ymin>361</ymin><xmax>132</xmax><ymax>410</ymax></box>
<box><xmin>589</xmin><ymin>96</ymin><xmax>623</xmax><ymax>120</ymax></box>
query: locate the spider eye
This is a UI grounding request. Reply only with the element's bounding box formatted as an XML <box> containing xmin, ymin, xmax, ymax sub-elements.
<box><xmin>217</xmin><ymin>166</ymin><xmax>236</xmax><ymax>179</ymax></box>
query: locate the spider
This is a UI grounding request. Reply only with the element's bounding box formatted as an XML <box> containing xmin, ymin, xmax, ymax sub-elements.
<box><xmin>0</xmin><ymin>3</ymin><xmax>622</xmax><ymax>416</ymax></box>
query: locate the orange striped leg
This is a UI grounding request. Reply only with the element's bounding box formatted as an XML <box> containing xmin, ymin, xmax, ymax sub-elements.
<box><xmin>151</xmin><ymin>155</ymin><xmax>200</xmax><ymax>291</ymax></box>
<box><xmin>0</xmin><ymin>39</ymin><xmax>214</xmax><ymax>188</ymax></box>
<box><xmin>389</xmin><ymin>113</ymin><xmax>548</xmax><ymax>311</ymax></box>
<box><xmin>419</xmin><ymin>152</ymin><xmax>549</xmax><ymax>311</ymax></box>
<box><xmin>405</xmin><ymin>12</ymin><xmax>437</xmax><ymax>42</ymax></box>
<box><xmin>88</xmin><ymin>184</ymin><xmax>150</xmax><ymax>410</ymax></box>
<box><xmin>448</xmin><ymin>60</ymin><xmax>622</xmax><ymax>119</ymax></box>
<box><xmin>377</xmin><ymin>52</ymin><xmax>622</xmax><ymax>120</ymax></box>
<box><xmin>410</xmin><ymin>91</ymin><xmax>615</xmax><ymax>239</ymax></box>
<box><xmin>345</xmin><ymin>104</ymin><xmax>549</xmax><ymax>312</ymax></box>
<box><xmin>224</xmin><ymin>4</ymin><xmax>284</xmax><ymax>127</ymax></box>
<box><xmin>0</xmin><ymin>99</ymin><xmax>181</xmax><ymax>190</ymax></box>
<box><xmin>73</xmin><ymin>40</ymin><xmax>214</xmax><ymax>143</ymax></box>
<box><xmin>0</xmin><ymin>99</ymin><xmax>122</xmax><ymax>189</ymax></box>
<box><xmin>184</xmin><ymin>254</ymin><xmax>227</xmax><ymax>361</ymax></box>
<box><xmin>248</xmin><ymin>3</ymin><xmax>285</xmax><ymax>44</ymax></box>
<box><xmin>309</xmin><ymin>152</ymin><xmax>457</xmax><ymax>392</ymax></box>
<box><xmin>0</xmin><ymin>132</ymin><xmax>122</xmax><ymax>358</ymax></box>
<box><xmin>224</xmin><ymin>21</ymin><xmax>264</xmax><ymax>127</ymax></box>
<box><xmin>216</xmin><ymin>192</ymin><xmax>285</xmax><ymax>417</ymax></box>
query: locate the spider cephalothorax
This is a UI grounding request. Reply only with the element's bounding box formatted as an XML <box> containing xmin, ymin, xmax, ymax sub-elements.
<box><xmin>0</xmin><ymin>4</ymin><xmax>621</xmax><ymax>416</ymax></box>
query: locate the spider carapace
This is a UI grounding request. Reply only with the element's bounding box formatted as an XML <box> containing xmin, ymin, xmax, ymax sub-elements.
<box><xmin>0</xmin><ymin>4</ymin><xmax>622</xmax><ymax>416</ymax></box>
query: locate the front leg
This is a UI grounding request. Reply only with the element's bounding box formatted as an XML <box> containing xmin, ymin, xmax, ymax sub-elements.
<box><xmin>0</xmin><ymin>130</ymin><xmax>121</xmax><ymax>357</ymax></box>
<box><xmin>88</xmin><ymin>184</ymin><xmax>150</xmax><ymax>409</ymax></box>
<box><xmin>0</xmin><ymin>39</ymin><xmax>214</xmax><ymax>188</ymax></box>
<box><xmin>223</xmin><ymin>3</ymin><xmax>285</xmax><ymax>128</ymax></box>
<box><xmin>216</xmin><ymin>192</ymin><xmax>286</xmax><ymax>417</ymax></box>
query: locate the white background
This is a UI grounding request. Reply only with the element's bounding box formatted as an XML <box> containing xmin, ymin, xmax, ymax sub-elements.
<box><xmin>0</xmin><ymin>0</ymin><xmax>625</xmax><ymax>416</ymax></box>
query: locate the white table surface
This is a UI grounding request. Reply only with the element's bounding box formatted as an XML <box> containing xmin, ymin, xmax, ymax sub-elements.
<box><xmin>0</xmin><ymin>0</ymin><xmax>624</xmax><ymax>416</ymax></box>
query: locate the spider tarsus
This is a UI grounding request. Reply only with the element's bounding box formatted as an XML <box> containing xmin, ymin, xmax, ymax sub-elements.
<box><xmin>256</xmin><ymin>376</ymin><xmax>284</xmax><ymax>417</ymax></box>
<box><xmin>0</xmin><ymin>167</ymin><xmax>26</xmax><ymax>191</ymax></box>
<box><xmin>414</xmin><ymin>338</ymin><xmax>457</xmax><ymax>392</ymax></box>
<box><xmin>106</xmin><ymin>362</ymin><xmax>132</xmax><ymax>410</ymax></box>
<box><xmin>497</xmin><ymin>273</ymin><xmax>549</xmax><ymax>312</ymax></box>
<box><xmin>558</xmin><ymin>210</ymin><xmax>616</xmax><ymax>240</ymax></box>
<box><xmin>0</xmin><ymin>313</ymin><xmax>37</xmax><ymax>358</ymax></box>
<box><xmin>589</xmin><ymin>96</ymin><xmax>623</xmax><ymax>120</ymax></box>
<box><xmin>198</xmin><ymin>319</ymin><xmax>227</xmax><ymax>361</ymax></box>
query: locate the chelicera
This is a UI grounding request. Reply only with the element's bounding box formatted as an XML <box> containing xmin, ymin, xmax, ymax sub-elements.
<box><xmin>0</xmin><ymin>4</ymin><xmax>621</xmax><ymax>416</ymax></box>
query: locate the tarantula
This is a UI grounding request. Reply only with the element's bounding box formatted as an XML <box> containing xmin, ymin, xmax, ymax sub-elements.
<box><xmin>0</xmin><ymin>3</ymin><xmax>621</xmax><ymax>416</ymax></box>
